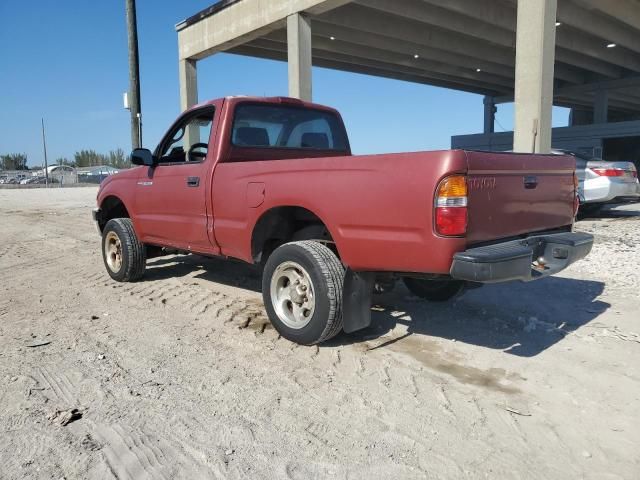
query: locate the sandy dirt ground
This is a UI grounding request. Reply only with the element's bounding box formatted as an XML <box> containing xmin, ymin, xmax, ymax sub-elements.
<box><xmin>0</xmin><ymin>187</ymin><xmax>639</xmax><ymax>480</ymax></box>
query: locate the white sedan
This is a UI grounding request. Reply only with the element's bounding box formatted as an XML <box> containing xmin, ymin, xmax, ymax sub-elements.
<box><xmin>552</xmin><ymin>149</ymin><xmax>639</xmax><ymax>212</ymax></box>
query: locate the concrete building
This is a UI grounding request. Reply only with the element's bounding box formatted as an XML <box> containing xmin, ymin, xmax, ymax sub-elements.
<box><xmin>175</xmin><ymin>0</ymin><xmax>640</xmax><ymax>162</ymax></box>
<box><xmin>76</xmin><ymin>166</ymin><xmax>120</xmax><ymax>184</ymax></box>
<box><xmin>32</xmin><ymin>165</ymin><xmax>76</xmax><ymax>177</ymax></box>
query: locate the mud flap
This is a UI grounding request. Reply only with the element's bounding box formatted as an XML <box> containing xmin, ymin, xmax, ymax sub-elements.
<box><xmin>342</xmin><ymin>269</ymin><xmax>375</xmax><ymax>334</ymax></box>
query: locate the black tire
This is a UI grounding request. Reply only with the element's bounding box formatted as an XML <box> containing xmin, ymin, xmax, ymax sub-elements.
<box><xmin>578</xmin><ymin>203</ymin><xmax>602</xmax><ymax>217</ymax></box>
<box><xmin>403</xmin><ymin>277</ymin><xmax>464</xmax><ymax>302</ymax></box>
<box><xmin>101</xmin><ymin>218</ymin><xmax>146</xmax><ymax>282</ymax></box>
<box><xmin>262</xmin><ymin>241</ymin><xmax>344</xmax><ymax>345</ymax></box>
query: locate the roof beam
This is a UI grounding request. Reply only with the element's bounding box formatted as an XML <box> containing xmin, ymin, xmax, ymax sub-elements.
<box><xmin>320</xmin><ymin>3</ymin><xmax>515</xmax><ymax>63</ymax></box>
<box><xmin>319</xmin><ymin>3</ymin><xmax>584</xmax><ymax>84</ymax></box>
<box><xmin>556</xmin><ymin>95</ymin><xmax>640</xmax><ymax>114</ymax></box>
<box><xmin>250</xmin><ymin>37</ymin><xmax>506</xmax><ymax>94</ymax></box>
<box><xmin>349</xmin><ymin>0</ymin><xmax>621</xmax><ymax>80</ymax></box>
<box><xmin>414</xmin><ymin>0</ymin><xmax>640</xmax><ymax>73</ymax></box>
<box><xmin>556</xmin><ymin>0</ymin><xmax>640</xmax><ymax>55</ymax></box>
<box><xmin>177</xmin><ymin>0</ymin><xmax>352</xmax><ymax>60</ymax></box>
<box><xmin>309</xmin><ymin>20</ymin><xmax>516</xmax><ymax>80</ymax></box>
<box><xmin>554</xmin><ymin>76</ymin><xmax>640</xmax><ymax>96</ymax></box>
<box><xmin>555</xmin><ymin>29</ymin><xmax>640</xmax><ymax>72</ymax></box>
<box><xmin>443</xmin><ymin>0</ymin><xmax>640</xmax><ymax>54</ymax></box>
<box><xmin>577</xmin><ymin>91</ymin><xmax>640</xmax><ymax>111</ymax></box>
<box><xmin>573</xmin><ymin>0</ymin><xmax>640</xmax><ymax>32</ymax></box>
<box><xmin>607</xmin><ymin>91</ymin><xmax>640</xmax><ymax>110</ymax></box>
<box><xmin>553</xmin><ymin>49</ymin><xmax>622</xmax><ymax>79</ymax></box>
<box><xmin>614</xmin><ymin>87</ymin><xmax>640</xmax><ymax>104</ymax></box>
<box><xmin>494</xmin><ymin>88</ymin><xmax>640</xmax><ymax>113</ymax></box>
<box><xmin>230</xmin><ymin>43</ymin><xmax>500</xmax><ymax>95</ymax></box>
<box><xmin>263</xmin><ymin>29</ymin><xmax>516</xmax><ymax>89</ymax></box>
<box><xmin>358</xmin><ymin>0</ymin><xmax>515</xmax><ymax>46</ymax></box>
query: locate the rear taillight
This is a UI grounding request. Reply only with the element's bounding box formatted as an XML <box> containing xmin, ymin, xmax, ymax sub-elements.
<box><xmin>592</xmin><ymin>168</ymin><xmax>625</xmax><ymax>177</ymax></box>
<box><xmin>435</xmin><ymin>175</ymin><xmax>467</xmax><ymax>236</ymax></box>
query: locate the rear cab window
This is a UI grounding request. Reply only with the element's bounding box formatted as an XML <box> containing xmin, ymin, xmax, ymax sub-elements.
<box><xmin>230</xmin><ymin>103</ymin><xmax>349</xmax><ymax>152</ymax></box>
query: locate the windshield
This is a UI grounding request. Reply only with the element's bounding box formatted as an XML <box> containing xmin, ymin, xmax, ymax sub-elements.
<box><xmin>231</xmin><ymin>104</ymin><xmax>349</xmax><ymax>151</ymax></box>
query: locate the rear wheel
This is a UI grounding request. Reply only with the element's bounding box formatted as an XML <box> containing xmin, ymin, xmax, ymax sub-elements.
<box><xmin>403</xmin><ymin>277</ymin><xmax>464</xmax><ymax>302</ymax></box>
<box><xmin>101</xmin><ymin>218</ymin><xmax>146</xmax><ymax>282</ymax></box>
<box><xmin>262</xmin><ymin>241</ymin><xmax>344</xmax><ymax>345</ymax></box>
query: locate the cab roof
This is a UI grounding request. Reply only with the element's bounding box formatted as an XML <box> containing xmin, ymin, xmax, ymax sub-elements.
<box><xmin>186</xmin><ymin>96</ymin><xmax>340</xmax><ymax>115</ymax></box>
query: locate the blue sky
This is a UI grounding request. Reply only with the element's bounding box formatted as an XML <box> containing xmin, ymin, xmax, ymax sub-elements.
<box><xmin>0</xmin><ymin>1</ymin><xmax>569</xmax><ymax>167</ymax></box>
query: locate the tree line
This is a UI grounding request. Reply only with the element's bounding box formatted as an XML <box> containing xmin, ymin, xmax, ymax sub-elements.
<box><xmin>0</xmin><ymin>153</ymin><xmax>28</xmax><ymax>170</ymax></box>
<box><xmin>1</xmin><ymin>149</ymin><xmax>131</xmax><ymax>171</ymax></box>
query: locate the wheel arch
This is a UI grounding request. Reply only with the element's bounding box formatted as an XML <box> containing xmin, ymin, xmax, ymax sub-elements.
<box><xmin>98</xmin><ymin>195</ymin><xmax>131</xmax><ymax>233</ymax></box>
<box><xmin>250</xmin><ymin>205</ymin><xmax>342</xmax><ymax>264</ymax></box>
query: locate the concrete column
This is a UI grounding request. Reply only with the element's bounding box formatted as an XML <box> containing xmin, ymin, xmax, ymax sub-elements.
<box><xmin>483</xmin><ymin>96</ymin><xmax>496</xmax><ymax>134</ymax></box>
<box><xmin>179</xmin><ymin>58</ymin><xmax>199</xmax><ymax>148</ymax></box>
<box><xmin>287</xmin><ymin>13</ymin><xmax>312</xmax><ymax>101</ymax></box>
<box><xmin>513</xmin><ymin>0</ymin><xmax>558</xmax><ymax>153</ymax></box>
<box><xmin>593</xmin><ymin>89</ymin><xmax>608</xmax><ymax>124</ymax></box>
<box><xmin>179</xmin><ymin>58</ymin><xmax>198</xmax><ymax>112</ymax></box>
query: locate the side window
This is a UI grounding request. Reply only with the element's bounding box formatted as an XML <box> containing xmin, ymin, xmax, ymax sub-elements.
<box><xmin>159</xmin><ymin>109</ymin><xmax>214</xmax><ymax>163</ymax></box>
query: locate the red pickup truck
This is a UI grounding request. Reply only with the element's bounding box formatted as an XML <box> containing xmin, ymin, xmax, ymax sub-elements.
<box><xmin>93</xmin><ymin>96</ymin><xmax>593</xmax><ymax>345</ymax></box>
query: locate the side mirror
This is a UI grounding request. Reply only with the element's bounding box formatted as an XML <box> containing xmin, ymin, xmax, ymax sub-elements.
<box><xmin>130</xmin><ymin>148</ymin><xmax>156</xmax><ymax>167</ymax></box>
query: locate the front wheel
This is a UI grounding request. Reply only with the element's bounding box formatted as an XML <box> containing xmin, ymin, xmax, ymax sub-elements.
<box><xmin>101</xmin><ymin>218</ymin><xmax>146</xmax><ymax>282</ymax></box>
<box><xmin>403</xmin><ymin>278</ymin><xmax>464</xmax><ymax>302</ymax></box>
<box><xmin>262</xmin><ymin>241</ymin><xmax>344</xmax><ymax>345</ymax></box>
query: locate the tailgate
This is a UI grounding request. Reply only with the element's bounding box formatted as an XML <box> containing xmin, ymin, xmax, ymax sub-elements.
<box><xmin>464</xmin><ymin>151</ymin><xmax>575</xmax><ymax>244</ymax></box>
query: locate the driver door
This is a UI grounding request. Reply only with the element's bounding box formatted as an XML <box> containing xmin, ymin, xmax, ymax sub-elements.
<box><xmin>134</xmin><ymin>106</ymin><xmax>217</xmax><ymax>253</ymax></box>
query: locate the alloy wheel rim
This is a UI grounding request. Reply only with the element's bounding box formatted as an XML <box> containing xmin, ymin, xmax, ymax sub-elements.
<box><xmin>270</xmin><ymin>261</ymin><xmax>316</xmax><ymax>329</ymax></box>
<box><xmin>105</xmin><ymin>231</ymin><xmax>123</xmax><ymax>272</ymax></box>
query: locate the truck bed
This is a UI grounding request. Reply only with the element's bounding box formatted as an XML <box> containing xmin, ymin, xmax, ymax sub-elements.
<box><xmin>212</xmin><ymin>149</ymin><xmax>576</xmax><ymax>274</ymax></box>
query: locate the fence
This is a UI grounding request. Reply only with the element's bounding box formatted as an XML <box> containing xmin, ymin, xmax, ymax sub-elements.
<box><xmin>1</xmin><ymin>166</ymin><xmax>122</xmax><ymax>187</ymax></box>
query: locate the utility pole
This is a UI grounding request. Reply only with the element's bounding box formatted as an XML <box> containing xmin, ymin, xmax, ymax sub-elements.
<box><xmin>125</xmin><ymin>0</ymin><xmax>142</xmax><ymax>149</ymax></box>
<box><xmin>41</xmin><ymin>118</ymin><xmax>49</xmax><ymax>187</ymax></box>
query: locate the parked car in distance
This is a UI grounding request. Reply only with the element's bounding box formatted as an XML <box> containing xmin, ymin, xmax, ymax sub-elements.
<box><xmin>19</xmin><ymin>176</ymin><xmax>57</xmax><ymax>185</ymax></box>
<box><xmin>33</xmin><ymin>176</ymin><xmax>57</xmax><ymax>184</ymax></box>
<box><xmin>551</xmin><ymin>149</ymin><xmax>639</xmax><ymax>213</ymax></box>
<box><xmin>93</xmin><ymin>96</ymin><xmax>593</xmax><ymax>345</ymax></box>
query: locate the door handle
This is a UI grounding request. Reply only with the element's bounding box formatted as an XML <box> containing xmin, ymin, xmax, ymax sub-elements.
<box><xmin>186</xmin><ymin>176</ymin><xmax>200</xmax><ymax>187</ymax></box>
<box><xmin>524</xmin><ymin>176</ymin><xmax>538</xmax><ymax>189</ymax></box>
